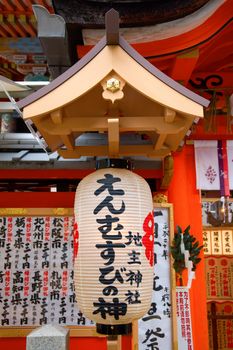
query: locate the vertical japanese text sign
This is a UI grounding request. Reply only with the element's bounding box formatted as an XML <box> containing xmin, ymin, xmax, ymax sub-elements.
<box><xmin>138</xmin><ymin>204</ymin><xmax>176</xmax><ymax>350</ymax></box>
<box><xmin>0</xmin><ymin>212</ymin><xmax>93</xmax><ymax>327</ymax></box>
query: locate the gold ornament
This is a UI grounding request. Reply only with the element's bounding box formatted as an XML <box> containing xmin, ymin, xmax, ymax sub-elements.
<box><xmin>106</xmin><ymin>78</ymin><xmax>120</xmax><ymax>93</ymax></box>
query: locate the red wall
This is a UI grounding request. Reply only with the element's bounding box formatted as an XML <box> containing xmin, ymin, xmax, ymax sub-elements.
<box><xmin>0</xmin><ymin>337</ymin><xmax>107</xmax><ymax>350</ymax></box>
<box><xmin>0</xmin><ymin>160</ymin><xmax>208</xmax><ymax>349</ymax></box>
<box><xmin>0</xmin><ymin>170</ymin><xmax>134</xmax><ymax>350</ymax></box>
<box><xmin>70</xmin><ymin>337</ymin><xmax>107</xmax><ymax>350</ymax></box>
<box><xmin>0</xmin><ymin>192</ymin><xmax>75</xmax><ymax>208</ymax></box>
<box><xmin>0</xmin><ymin>338</ymin><xmax>25</xmax><ymax>350</ymax></box>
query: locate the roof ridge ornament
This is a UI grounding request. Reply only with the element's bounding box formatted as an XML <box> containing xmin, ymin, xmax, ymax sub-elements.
<box><xmin>105</xmin><ymin>8</ymin><xmax>120</xmax><ymax>45</ymax></box>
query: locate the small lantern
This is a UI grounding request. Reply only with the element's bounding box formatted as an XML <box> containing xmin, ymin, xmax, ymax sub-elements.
<box><xmin>74</xmin><ymin>159</ymin><xmax>154</xmax><ymax>335</ymax></box>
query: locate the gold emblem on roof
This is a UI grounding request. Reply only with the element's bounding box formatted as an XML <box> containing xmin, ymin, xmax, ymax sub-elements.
<box><xmin>106</xmin><ymin>78</ymin><xmax>120</xmax><ymax>93</ymax></box>
<box><xmin>101</xmin><ymin>74</ymin><xmax>125</xmax><ymax>103</ymax></box>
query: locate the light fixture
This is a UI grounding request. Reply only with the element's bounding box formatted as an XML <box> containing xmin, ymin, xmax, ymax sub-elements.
<box><xmin>74</xmin><ymin>158</ymin><xmax>154</xmax><ymax>335</ymax></box>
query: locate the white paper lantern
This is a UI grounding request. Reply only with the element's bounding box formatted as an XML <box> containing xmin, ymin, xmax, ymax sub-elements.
<box><xmin>74</xmin><ymin>159</ymin><xmax>154</xmax><ymax>334</ymax></box>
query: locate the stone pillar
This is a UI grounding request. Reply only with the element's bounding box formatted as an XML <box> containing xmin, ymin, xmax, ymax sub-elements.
<box><xmin>27</xmin><ymin>324</ymin><xmax>69</xmax><ymax>350</ymax></box>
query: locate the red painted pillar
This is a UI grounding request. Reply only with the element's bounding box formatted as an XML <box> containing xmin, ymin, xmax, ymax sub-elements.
<box><xmin>168</xmin><ymin>145</ymin><xmax>209</xmax><ymax>350</ymax></box>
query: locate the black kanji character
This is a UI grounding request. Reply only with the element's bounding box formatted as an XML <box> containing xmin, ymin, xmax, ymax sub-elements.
<box><xmin>125</xmin><ymin>290</ymin><xmax>141</xmax><ymax>304</ymax></box>
<box><xmin>125</xmin><ymin>270</ymin><xmax>142</xmax><ymax>287</ymax></box>
<box><xmin>99</xmin><ymin>266</ymin><xmax>124</xmax><ymax>284</ymax></box>
<box><xmin>94</xmin><ymin>196</ymin><xmax>125</xmax><ymax>215</ymax></box>
<box><xmin>94</xmin><ymin>174</ymin><xmax>124</xmax><ymax>196</ymax></box>
<box><xmin>93</xmin><ymin>297</ymin><xmax>127</xmax><ymax>320</ymax></box>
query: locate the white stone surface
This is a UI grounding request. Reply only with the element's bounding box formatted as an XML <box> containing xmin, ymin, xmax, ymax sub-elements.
<box><xmin>27</xmin><ymin>325</ymin><xmax>69</xmax><ymax>350</ymax></box>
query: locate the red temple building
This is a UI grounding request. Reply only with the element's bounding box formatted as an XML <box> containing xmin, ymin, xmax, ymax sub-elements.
<box><xmin>0</xmin><ymin>1</ymin><xmax>232</xmax><ymax>350</ymax></box>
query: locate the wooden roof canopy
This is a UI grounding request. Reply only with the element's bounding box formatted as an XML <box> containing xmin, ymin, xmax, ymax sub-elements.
<box><xmin>52</xmin><ymin>0</ymin><xmax>210</xmax><ymax>28</ymax></box>
<box><xmin>18</xmin><ymin>9</ymin><xmax>209</xmax><ymax>159</ymax></box>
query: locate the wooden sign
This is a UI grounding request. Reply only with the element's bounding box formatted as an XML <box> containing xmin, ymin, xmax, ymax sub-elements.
<box><xmin>203</xmin><ymin>229</ymin><xmax>233</xmax><ymax>255</ymax></box>
<box><xmin>207</xmin><ymin>302</ymin><xmax>233</xmax><ymax>350</ymax></box>
<box><xmin>205</xmin><ymin>257</ymin><xmax>233</xmax><ymax>300</ymax></box>
<box><xmin>222</xmin><ymin>230</ymin><xmax>233</xmax><ymax>255</ymax></box>
<box><xmin>138</xmin><ymin>204</ymin><xmax>177</xmax><ymax>350</ymax></box>
<box><xmin>211</xmin><ymin>230</ymin><xmax>222</xmax><ymax>255</ymax></box>
<box><xmin>203</xmin><ymin>230</ymin><xmax>211</xmax><ymax>255</ymax></box>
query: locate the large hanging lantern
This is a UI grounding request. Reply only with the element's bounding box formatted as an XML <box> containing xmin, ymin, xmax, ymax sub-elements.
<box><xmin>74</xmin><ymin>159</ymin><xmax>154</xmax><ymax>335</ymax></box>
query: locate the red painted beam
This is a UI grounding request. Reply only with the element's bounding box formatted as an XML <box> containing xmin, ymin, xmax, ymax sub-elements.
<box><xmin>189</xmin><ymin>115</ymin><xmax>233</xmax><ymax>140</ymax></box>
<box><xmin>77</xmin><ymin>0</ymin><xmax>232</xmax><ymax>59</ymax></box>
<box><xmin>0</xmin><ymin>192</ymin><xmax>75</xmax><ymax>208</ymax></box>
<box><xmin>0</xmin><ymin>169</ymin><xmax>163</xmax><ymax>180</ymax></box>
<box><xmin>169</xmin><ymin>49</ymin><xmax>199</xmax><ymax>86</ymax></box>
<box><xmin>0</xmin><ymin>169</ymin><xmax>93</xmax><ymax>180</ymax></box>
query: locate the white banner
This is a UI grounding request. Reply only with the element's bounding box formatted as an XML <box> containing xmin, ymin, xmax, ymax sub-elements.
<box><xmin>176</xmin><ymin>287</ymin><xmax>194</xmax><ymax>350</ymax></box>
<box><xmin>138</xmin><ymin>207</ymin><xmax>173</xmax><ymax>350</ymax></box>
<box><xmin>0</xmin><ymin>216</ymin><xmax>93</xmax><ymax>327</ymax></box>
<box><xmin>194</xmin><ymin>140</ymin><xmax>220</xmax><ymax>190</ymax></box>
<box><xmin>194</xmin><ymin>140</ymin><xmax>233</xmax><ymax>190</ymax></box>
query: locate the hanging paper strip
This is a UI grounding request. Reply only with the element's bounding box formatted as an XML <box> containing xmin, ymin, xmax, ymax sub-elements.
<box><xmin>194</xmin><ymin>140</ymin><xmax>233</xmax><ymax>191</ymax></box>
<box><xmin>194</xmin><ymin>141</ymin><xmax>220</xmax><ymax>190</ymax></box>
<box><xmin>176</xmin><ymin>287</ymin><xmax>194</xmax><ymax>350</ymax></box>
<box><xmin>227</xmin><ymin>141</ymin><xmax>233</xmax><ymax>189</ymax></box>
<box><xmin>217</xmin><ymin>140</ymin><xmax>230</xmax><ymax>196</ymax></box>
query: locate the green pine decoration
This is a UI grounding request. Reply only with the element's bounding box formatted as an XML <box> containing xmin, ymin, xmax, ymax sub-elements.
<box><xmin>171</xmin><ymin>225</ymin><xmax>203</xmax><ymax>283</ymax></box>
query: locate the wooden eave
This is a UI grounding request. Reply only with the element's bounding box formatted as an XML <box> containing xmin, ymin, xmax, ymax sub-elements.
<box><xmin>52</xmin><ymin>0</ymin><xmax>209</xmax><ymax>28</ymax></box>
<box><xmin>17</xmin><ymin>9</ymin><xmax>209</xmax><ymax>159</ymax></box>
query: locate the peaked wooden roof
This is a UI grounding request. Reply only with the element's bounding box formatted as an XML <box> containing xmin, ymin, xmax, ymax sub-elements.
<box><xmin>18</xmin><ymin>9</ymin><xmax>208</xmax><ymax>110</ymax></box>
<box><xmin>17</xmin><ymin>9</ymin><xmax>209</xmax><ymax>159</ymax></box>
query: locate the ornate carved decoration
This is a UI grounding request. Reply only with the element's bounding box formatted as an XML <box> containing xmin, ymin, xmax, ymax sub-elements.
<box><xmin>101</xmin><ymin>74</ymin><xmax>125</xmax><ymax>103</ymax></box>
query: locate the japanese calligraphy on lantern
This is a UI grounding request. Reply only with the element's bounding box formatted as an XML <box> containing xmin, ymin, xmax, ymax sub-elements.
<box><xmin>176</xmin><ymin>287</ymin><xmax>194</xmax><ymax>350</ymax></box>
<box><xmin>93</xmin><ymin>173</ymin><xmax>129</xmax><ymax>321</ymax></box>
<box><xmin>73</xmin><ymin>168</ymin><xmax>154</xmax><ymax>327</ymax></box>
<box><xmin>205</xmin><ymin>257</ymin><xmax>233</xmax><ymax>300</ymax></box>
<box><xmin>138</xmin><ymin>205</ymin><xmax>175</xmax><ymax>350</ymax></box>
<box><xmin>0</xmin><ymin>215</ymin><xmax>93</xmax><ymax>327</ymax></box>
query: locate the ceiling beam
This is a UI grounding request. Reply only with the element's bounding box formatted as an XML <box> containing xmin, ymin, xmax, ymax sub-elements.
<box><xmin>13</xmin><ymin>0</ymin><xmax>27</xmax><ymax>12</ymax></box>
<box><xmin>0</xmin><ymin>102</ymin><xmax>15</xmax><ymax>112</ymax></box>
<box><xmin>169</xmin><ymin>49</ymin><xmax>199</xmax><ymax>86</ymax></box>
<box><xmin>7</xmin><ymin>14</ymin><xmax>26</xmax><ymax>37</ymax></box>
<box><xmin>50</xmin><ymin>109</ymin><xmax>63</xmax><ymax>124</ymax></box>
<box><xmin>12</xmin><ymin>150</ymin><xmax>30</xmax><ymax>161</ymax></box>
<box><xmin>164</xmin><ymin>107</ymin><xmax>176</xmax><ymax>123</ymax></box>
<box><xmin>0</xmin><ymin>15</ymin><xmax>18</xmax><ymax>37</ymax></box>
<box><xmin>60</xmin><ymin>134</ymin><xmax>75</xmax><ymax>150</ymax></box>
<box><xmin>58</xmin><ymin>145</ymin><xmax>170</xmax><ymax>158</ymax></box>
<box><xmin>1</xmin><ymin>0</ymin><xmax>14</xmax><ymax>12</ymax></box>
<box><xmin>18</xmin><ymin>15</ymin><xmax>36</xmax><ymax>37</ymax></box>
<box><xmin>154</xmin><ymin>134</ymin><xmax>167</xmax><ymax>150</ymax></box>
<box><xmin>40</xmin><ymin>116</ymin><xmax>187</xmax><ymax>135</ymax></box>
<box><xmin>108</xmin><ymin>118</ymin><xmax>119</xmax><ymax>156</ymax></box>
